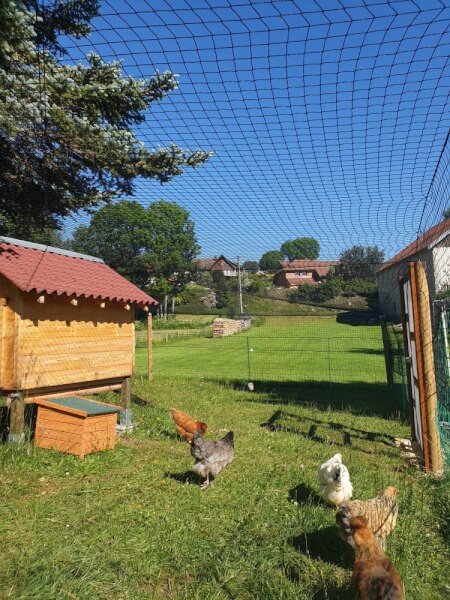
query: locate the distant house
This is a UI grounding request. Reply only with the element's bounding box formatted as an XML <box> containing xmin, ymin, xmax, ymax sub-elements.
<box><xmin>273</xmin><ymin>260</ymin><xmax>339</xmax><ymax>288</ymax></box>
<box><xmin>377</xmin><ymin>218</ymin><xmax>450</xmax><ymax>321</ymax></box>
<box><xmin>193</xmin><ymin>255</ymin><xmax>238</xmax><ymax>277</ymax></box>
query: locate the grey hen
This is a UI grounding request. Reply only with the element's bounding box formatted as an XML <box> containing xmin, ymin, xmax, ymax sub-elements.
<box><xmin>191</xmin><ymin>431</ymin><xmax>234</xmax><ymax>489</ymax></box>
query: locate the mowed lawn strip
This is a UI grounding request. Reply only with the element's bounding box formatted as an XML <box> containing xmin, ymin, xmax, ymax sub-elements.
<box><xmin>0</xmin><ymin>374</ymin><xmax>448</xmax><ymax>599</ymax></box>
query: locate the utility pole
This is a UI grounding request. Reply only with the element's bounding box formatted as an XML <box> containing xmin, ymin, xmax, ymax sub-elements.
<box><xmin>237</xmin><ymin>256</ymin><xmax>244</xmax><ymax>315</ymax></box>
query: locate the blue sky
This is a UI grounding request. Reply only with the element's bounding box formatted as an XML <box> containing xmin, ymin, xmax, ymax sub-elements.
<box><xmin>63</xmin><ymin>0</ymin><xmax>450</xmax><ymax>262</ymax></box>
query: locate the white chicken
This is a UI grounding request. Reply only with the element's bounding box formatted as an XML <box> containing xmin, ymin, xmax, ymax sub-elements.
<box><xmin>318</xmin><ymin>452</ymin><xmax>353</xmax><ymax>506</ymax></box>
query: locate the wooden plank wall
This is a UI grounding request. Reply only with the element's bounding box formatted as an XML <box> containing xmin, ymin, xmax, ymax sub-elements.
<box><xmin>35</xmin><ymin>406</ymin><xmax>117</xmax><ymax>458</ymax></box>
<box><xmin>0</xmin><ymin>275</ymin><xmax>21</xmax><ymax>389</ymax></box>
<box><xmin>19</xmin><ymin>293</ymin><xmax>134</xmax><ymax>389</ymax></box>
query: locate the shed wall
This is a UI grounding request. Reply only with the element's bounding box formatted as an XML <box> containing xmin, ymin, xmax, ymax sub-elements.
<box><xmin>377</xmin><ymin>250</ymin><xmax>437</xmax><ymax>321</ymax></box>
<box><xmin>17</xmin><ymin>292</ymin><xmax>134</xmax><ymax>390</ymax></box>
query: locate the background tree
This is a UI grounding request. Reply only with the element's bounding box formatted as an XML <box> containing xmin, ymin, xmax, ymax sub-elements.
<box><xmin>242</xmin><ymin>260</ymin><xmax>259</xmax><ymax>272</ymax></box>
<box><xmin>71</xmin><ymin>199</ymin><xmax>200</xmax><ymax>311</ymax></box>
<box><xmin>259</xmin><ymin>250</ymin><xmax>284</xmax><ymax>272</ymax></box>
<box><xmin>71</xmin><ymin>200</ymin><xmax>149</xmax><ymax>285</ymax></box>
<box><xmin>0</xmin><ymin>1</ymin><xmax>212</xmax><ymax>239</ymax></box>
<box><xmin>280</xmin><ymin>237</ymin><xmax>320</xmax><ymax>261</ymax></box>
<box><xmin>339</xmin><ymin>245</ymin><xmax>385</xmax><ymax>280</ymax></box>
<box><xmin>443</xmin><ymin>206</ymin><xmax>450</xmax><ymax>220</ymax></box>
<box><xmin>145</xmin><ymin>200</ymin><xmax>200</xmax><ymax>308</ymax></box>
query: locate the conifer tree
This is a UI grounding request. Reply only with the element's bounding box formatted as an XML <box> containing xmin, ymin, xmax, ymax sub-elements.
<box><xmin>0</xmin><ymin>0</ymin><xmax>212</xmax><ymax>237</ymax></box>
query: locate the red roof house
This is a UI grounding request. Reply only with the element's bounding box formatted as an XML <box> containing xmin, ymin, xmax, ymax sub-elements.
<box><xmin>193</xmin><ymin>255</ymin><xmax>238</xmax><ymax>277</ymax></box>
<box><xmin>0</xmin><ymin>237</ymin><xmax>157</xmax><ymax>400</ymax></box>
<box><xmin>273</xmin><ymin>260</ymin><xmax>340</xmax><ymax>288</ymax></box>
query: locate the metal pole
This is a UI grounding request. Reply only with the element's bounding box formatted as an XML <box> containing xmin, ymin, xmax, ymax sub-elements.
<box><xmin>328</xmin><ymin>337</ymin><xmax>332</xmax><ymax>387</ymax></box>
<box><xmin>237</xmin><ymin>256</ymin><xmax>244</xmax><ymax>316</ymax></box>
<box><xmin>246</xmin><ymin>336</ymin><xmax>252</xmax><ymax>382</ymax></box>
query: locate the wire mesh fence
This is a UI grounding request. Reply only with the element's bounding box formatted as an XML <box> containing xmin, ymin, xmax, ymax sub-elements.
<box><xmin>137</xmin><ymin>314</ymin><xmax>388</xmax><ymax>387</ymax></box>
<box><xmin>433</xmin><ymin>301</ymin><xmax>450</xmax><ymax>465</ymax></box>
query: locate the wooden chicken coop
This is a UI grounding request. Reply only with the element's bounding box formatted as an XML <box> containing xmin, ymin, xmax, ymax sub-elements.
<box><xmin>0</xmin><ymin>236</ymin><xmax>157</xmax><ymax>445</ymax></box>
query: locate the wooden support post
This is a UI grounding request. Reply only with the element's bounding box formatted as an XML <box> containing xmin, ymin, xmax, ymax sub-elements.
<box><xmin>8</xmin><ymin>393</ymin><xmax>25</xmax><ymax>443</ymax></box>
<box><xmin>416</xmin><ymin>262</ymin><xmax>443</xmax><ymax>474</ymax></box>
<box><xmin>147</xmin><ymin>314</ymin><xmax>153</xmax><ymax>381</ymax></box>
<box><xmin>380</xmin><ymin>317</ymin><xmax>394</xmax><ymax>392</ymax></box>
<box><xmin>410</xmin><ymin>262</ymin><xmax>430</xmax><ymax>471</ymax></box>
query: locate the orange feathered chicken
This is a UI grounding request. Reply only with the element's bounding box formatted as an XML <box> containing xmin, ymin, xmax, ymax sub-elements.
<box><xmin>170</xmin><ymin>408</ymin><xmax>208</xmax><ymax>443</ymax></box>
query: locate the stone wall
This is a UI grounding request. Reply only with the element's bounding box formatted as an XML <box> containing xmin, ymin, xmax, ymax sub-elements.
<box><xmin>213</xmin><ymin>317</ymin><xmax>251</xmax><ymax>337</ymax></box>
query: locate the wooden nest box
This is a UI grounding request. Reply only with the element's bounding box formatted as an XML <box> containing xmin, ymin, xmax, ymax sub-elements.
<box><xmin>0</xmin><ymin>237</ymin><xmax>157</xmax><ymax>444</ymax></box>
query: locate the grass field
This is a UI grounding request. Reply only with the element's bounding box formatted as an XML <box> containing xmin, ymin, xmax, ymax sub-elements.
<box><xmin>1</xmin><ymin>316</ymin><xmax>448</xmax><ymax>598</ymax></box>
<box><xmin>137</xmin><ymin>316</ymin><xmax>387</xmax><ymax>387</ymax></box>
<box><xmin>1</xmin><ymin>376</ymin><xmax>449</xmax><ymax>599</ymax></box>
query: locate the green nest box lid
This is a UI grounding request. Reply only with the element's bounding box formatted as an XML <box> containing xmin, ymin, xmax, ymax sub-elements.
<box><xmin>42</xmin><ymin>397</ymin><xmax>120</xmax><ymax>416</ymax></box>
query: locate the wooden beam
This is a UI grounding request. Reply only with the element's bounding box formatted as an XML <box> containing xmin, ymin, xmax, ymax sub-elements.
<box><xmin>70</xmin><ymin>298</ymin><xmax>78</xmax><ymax>306</ymax></box>
<box><xmin>124</xmin><ymin>303</ymin><xmax>131</xmax><ymax>311</ymax></box>
<box><xmin>28</xmin><ymin>383</ymin><xmax>123</xmax><ymax>403</ymax></box>
<box><xmin>0</xmin><ymin>297</ymin><xmax>8</xmax><ymax>307</ymax></box>
<box><xmin>410</xmin><ymin>262</ymin><xmax>430</xmax><ymax>472</ymax></box>
<box><xmin>416</xmin><ymin>261</ymin><xmax>443</xmax><ymax>474</ymax></box>
<box><xmin>37</xmin><ymin>295</ymin><xmax>45</xmax><ymax>304</ymax></box>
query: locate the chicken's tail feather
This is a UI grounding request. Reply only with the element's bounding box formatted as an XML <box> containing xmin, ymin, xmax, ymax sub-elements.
<box><xmin>223</xmin><ymin>431</ymin><xmax>234</xmax><ymax>445</ymax></box>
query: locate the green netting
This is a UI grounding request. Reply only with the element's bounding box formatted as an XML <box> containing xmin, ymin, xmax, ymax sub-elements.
<box><xmin>433</xmin><ymin>306</ymin><xmax>450</xmax><ymax>466</ymax></box>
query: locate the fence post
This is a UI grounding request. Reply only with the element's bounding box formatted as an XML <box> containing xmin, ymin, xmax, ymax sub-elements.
<box><xmin>380</xmin><ymin>317</ymin><xmax>394</xmax><ymax>392</ymax></box>
<box><xmin>416</xmin><ymin>262</ymin><xmax>443</xmax><ymax>474</ymax></box>
<box><xmin>246</xmin><ymin>336</ymin><xmax>252</xmax><ymax>382</ymax></box>
<box><xmin>327</xmin><ymin>337</ymin><xmax>331</xmax><ymax>386</ymax></box>
<box><xmin>147</xmin><ymin>314</ymin><xmax>153</xmax><ymax>381</ymax></box>
<box><xmin>410</xmin><ymin>262</ymin><xmax>431</xmax><ymax>470</ymax></box>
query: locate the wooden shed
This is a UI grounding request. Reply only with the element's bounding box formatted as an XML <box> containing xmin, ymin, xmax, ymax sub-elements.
<box><xmin>0</xmin><ymin>237</ymin><xmax>157</xmax><ymax>440</ymax></box>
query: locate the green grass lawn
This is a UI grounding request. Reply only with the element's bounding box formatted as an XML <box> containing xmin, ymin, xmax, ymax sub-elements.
<box><xmin>1</xmin><ymin>376</ymin><xmax>449</xmax><ymax>599</ymax></box>
<box><xmin>138</xmin><ymin>316</ymin><xmax>387</xmax><ymax>387</ymax></box>
<box><xmin>1</xmin><ymin>318</ymin><xmax>448</xmax><ymax>598</ymax></box>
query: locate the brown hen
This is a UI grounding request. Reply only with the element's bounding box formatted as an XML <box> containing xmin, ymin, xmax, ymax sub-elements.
<box><xmin>170</xmin><ymin>408</ymin><xmax>208</xmax><ymax>443</ymax></box>
<box><xmin>350</xmin><ymin>515</ymin><xmax>405</xmax><ymax>600</ymax></box>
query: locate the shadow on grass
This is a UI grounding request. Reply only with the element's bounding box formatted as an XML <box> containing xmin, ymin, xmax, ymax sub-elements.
<box><xmin>290</xmin><ymin>525</ymin><xmax>354</xmax><ymax>568</ymax></box>
<box><xmin>217</xmin><ymin>380</ymin><xmax>402</xmax><ymax>419</ymax></box>
<box><xmin>288</xmin><ymin>482</ymin><xmax>322</xmax><ymax>506</ymax></box>
<box><xmin>164</xmin><ymin>470</ymin><xmax>202</xmax><ymax>486</ymax></box>
<box><xmin>348</xmin><ymin>347</ymin><xmax>384</xmax><ymax>355</ymax></box>
<box><xmin>262</xmin><ymin>409</ymin><xmax>399</xmax><ymax>458</ymax></box>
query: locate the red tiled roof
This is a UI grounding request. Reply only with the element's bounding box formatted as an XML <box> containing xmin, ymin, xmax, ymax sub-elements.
<box><xmin>193</xmin><ymin>255</ymin><xmax>238</xmax><ymax>271</ymax></box>
<box><xmin>0</xmin><ymin>239</ymin><xmax>157</xmax><ymax>307</ymax></box>
<box><xmin>192</xmin><ymin>258</ymin><xmax>216</xmax><ymax>270</ymax></box>
<box><xmin>378</xmin><ymin>218</ymin><xmax>450</xmax><ymax>273</ymax></box>
<box><xmin>278</xmin><ymin>260</ymin><xmax>339</xmax><ymax>278</ymax></box>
